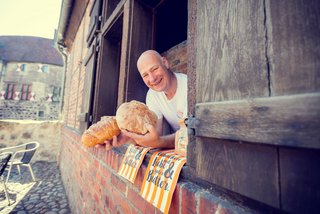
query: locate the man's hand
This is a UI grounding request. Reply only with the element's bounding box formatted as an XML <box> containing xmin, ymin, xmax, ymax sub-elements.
<box><xmin>122</xmin><ymin>124</ymin><xmax>161</xmax><ymax>148</ymax></box>
<box><xmin>95</xmin><ymin>132</ymin><xmax>131</xmax><ymax>151</ymax></box>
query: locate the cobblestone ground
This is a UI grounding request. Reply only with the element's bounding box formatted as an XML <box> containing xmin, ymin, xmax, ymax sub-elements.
<box><xmin>0</xmin><ymin>161</ymin><xmax>71</xmax><ymax>214</ymax></box>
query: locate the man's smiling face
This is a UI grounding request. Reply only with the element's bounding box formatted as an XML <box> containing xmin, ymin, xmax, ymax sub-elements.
<box><xmin>137</xmin><ymin>51</ymin><xmax>171</xmax><ymax>93</ymax></box>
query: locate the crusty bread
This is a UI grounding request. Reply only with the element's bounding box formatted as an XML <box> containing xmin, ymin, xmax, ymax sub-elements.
<box><xmin>81</xmin><ymin>116</ymin><xmax>121</xmax><ymax>147</ymax></box>
<box><xmin>116</xmin><ymin>100</ymin><xmax>158</xmax><ymax>135</ymax></box>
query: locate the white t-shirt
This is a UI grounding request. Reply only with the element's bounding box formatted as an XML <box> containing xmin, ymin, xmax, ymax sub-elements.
<box><xmin>146</xmin><ymin>72</ymin><xmax>187</xmax><ymax>132</ymax></box>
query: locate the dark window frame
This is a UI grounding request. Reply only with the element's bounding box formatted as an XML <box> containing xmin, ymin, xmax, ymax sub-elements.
<box><xmin>52</xmin><ymin>86</ymin><xmax>61</xmax><ymax>102</ymax></box>
<box><xmin>21</xmin><ymin>84</ymin><xmax>32</xmax><ymax>100</ymax></box>
<box><xmin>5</xmin><ymin>83</ymin><xmax>16</xmax><ymax>100</ymax></box>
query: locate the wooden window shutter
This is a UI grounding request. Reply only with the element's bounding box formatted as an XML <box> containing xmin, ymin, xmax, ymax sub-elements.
<box><xmin>188</xmin><ymin>1</ymin><xmax>320</xmax><ymax>213</ymax></box>
<box><xmin>78</xmin><ymin>42</ymin><xmax>98</xmax><ymax>133</ymax></box>
<box><xmin>86</xmin><ymin>0</ymin><xmax>102</xmax><ymax>47</ymax></box>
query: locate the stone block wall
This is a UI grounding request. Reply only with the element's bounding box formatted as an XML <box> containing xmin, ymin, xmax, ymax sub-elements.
<box><xmin>0</xmin><ymin>120</ymin><xmax>62</xmax><ymax>162</ymax></box>
<box><xmin>0</xmin><ymin>62</ymin><xmax>63</xmax><ymax>99</ymax></box>
<box><xmin>0</xmin><ymin>61</ymin><xmax>64</xmax><ymax>120</ymax></box>
<box><xmin>0</xmin><ymin>100</ymin><xmax>60</xmax><ymax>120</ymax></box>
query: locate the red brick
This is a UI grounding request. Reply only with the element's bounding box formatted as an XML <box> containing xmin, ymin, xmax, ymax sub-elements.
<box><xmin>94</xmin><ymin>182</ymin><xmax>101</xmax><ymax>195</ymax></box>
<box><xmin>127</xmin><ymin>187</ymin><xmax>155</xmax><ymax>213</ymax></box>
<box><xmin>133</xmin><ymin>164</ymin><xmax>147</xmax><ymax>189</ymax></box>
<box><xmin>112</xmin><ymin>188</ymin><xmax>132</xmax><ymax>214</ymax></box>
<box><xmin>111</xmin><ymin>151</ymin><xmax>120</xmax><ymax>171</ymax></box>
<box><xmin>111</xmin><ymin>174</ymin><xmax>127</xmax><ymax>194</ymax></box>
<box><xmin>102</xmin><ymin>189</ymin><xmax>115</xmax><ymax>210</ymax></box>
<box><xmin>93</xmin><ymin>192</ymin><xmax>100</xmax><ymax>203</ymax></box>
<box><xmin>181</xmin><ymin>183</ymin><xmax>197</xmax><ymax>214</ymax></box>
<box><xmin>198</xmin><ymin>192</ymin><xmax>220</xmax><ymax>214</ymax></box>
<box><xmin>168</xmin><ymin>183</ymin><xmax>180</xmax><ymax>214</ymax></box>
<box><xmin>105</xmin><ymin>150</ymin><xmax>112</xmax><ymax>167</ymax></box>
<box><xmin>100</xmin><ymin>166</ymin><xmax>112</xmax><ymax>182</ymax></box>
<box><xmin>89</xmin><ymin>162</ymin><xmax>98</xmax><ymax>177</ymax></box>
<box><xmin>100</xmin><ymin>177</ymin><xmax>106</xmax><ymax>187</ymax></box>
<box><xmin>93</xmin><ymin>158</ymin><xmax>99</xmax><ymax>168</ymax></box>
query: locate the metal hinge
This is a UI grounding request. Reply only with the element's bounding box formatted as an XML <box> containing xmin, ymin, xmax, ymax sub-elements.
<box><xmin>185</xmin><ymin>115</ymin><xmax>200</xmax><ymax>136</ymax></box>
<box><xmin>95</xmin><ymin>45</ymin><xmax>100</xmax><ymax>52</ymax></box>
<box><xmin>88</xmin><ymin>115</ymin><xmax>93</xmax><ymax>122</ymax></box>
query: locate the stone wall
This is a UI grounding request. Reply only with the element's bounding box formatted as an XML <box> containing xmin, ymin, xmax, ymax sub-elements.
<box><xmin>0</xmin><ymin>120</ymin><xmax>62</xmax><ymax>162</ymax></box>
<box><xmin>0</xmin><ymin>61</ymin><xmax>64</xmax><ymax>120</ymax></box>
<box><xmin>0</xmin><ymin>100</ymin><xmax>61</xmax><ymax>120</ymax></box>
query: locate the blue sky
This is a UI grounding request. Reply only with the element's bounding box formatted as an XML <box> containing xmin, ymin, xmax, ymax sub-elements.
<box><xmin>0</xmin><ymin>0</ymin><xmax>62</xmax><ymax>39</ymax></box>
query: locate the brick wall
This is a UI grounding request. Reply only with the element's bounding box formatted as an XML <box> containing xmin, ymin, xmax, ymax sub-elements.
<box><xmin>62</xmin><ymin>0</ymin><xmax>90</xmax><ymax>129</ymax></box>
<box><xmin>59</xmin><ymin>0</ymin><xmax>265</xmax><ymax>213</ymax></box>
<box><xmin>162</xmin><ymin>41</ymin><xmax>187</xmax><ymax>75</ymax></box>
<box><xmin>59</xmin><ymin>127</ymin><xmax>249</xmax><ymax>214</ymax></box>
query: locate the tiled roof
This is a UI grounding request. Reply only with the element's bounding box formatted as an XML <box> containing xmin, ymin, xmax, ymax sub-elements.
<box><xmin>0</xmin><ymin>36</ymin><xmax>63</xmax><ymax>66</ymax></box>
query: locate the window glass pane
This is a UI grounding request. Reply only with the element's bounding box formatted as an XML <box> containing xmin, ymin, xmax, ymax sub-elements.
<box><xmin>21</xmin><ymin>64</ymin><xmax>26</xmax><ymax>71</ymax></box>
<box><xmin>42</xmin><ymin>65</ymin><xmax>49</xmax><ymax>73</ymax></box>
<box><xmin>52</xmin><ymin>86</ymin><xmax>60</xmax><ymax>102</ymax></box>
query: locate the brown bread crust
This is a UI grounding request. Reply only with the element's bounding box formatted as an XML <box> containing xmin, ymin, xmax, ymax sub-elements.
<box><xmin>116</xmin><ymin>100</ymin><xmax>158</xmax><ymax>135</ymax></box>
<box><xmin>81</xmin><ymin>116</ymin><xmax>121</xmax><ymax>147</ymax></box>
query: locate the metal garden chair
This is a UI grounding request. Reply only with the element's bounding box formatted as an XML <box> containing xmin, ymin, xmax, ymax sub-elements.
<box><xmin>0</xmin><ymin>152</ymin><xmax>12</xmax><ymax>205</ymax></box>
<box><xmin>0</xmin><ymin>141</ymin><xmax>40</xmax><ymax>183</ymax></box>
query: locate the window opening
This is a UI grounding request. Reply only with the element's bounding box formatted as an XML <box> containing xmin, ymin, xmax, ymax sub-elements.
<box><xmin>104</xmin><ymin>0</ymin><xmax>121</xmax><ymax>21</ymax></box>
<box><xmin>21</xmin><ymin>84</ymin><xmax>32</xmax><ymax>100</ymax></box>
<box><xmin>38</xmin><ymin>111</ymin><xmax>44</xmax><ymax>117</ymax></box>
<box><xmin>154</xmin><ymin>0</ymin><xmax>187</xmax><ymax>53</ymax></box>
<box><xmin>93</xmin><ymin>14</ymin><xmax>123</xmax><ymax>121</ymax></box>
<box><xmin>17</xmin><ymin>63</ymin><xmax>26</xmax><ymax>72</ymax></box>
<box><xmin>5</xmin><ymin>83</ymin><xmax>16</xmax><ymax>100</ymax></box>
<box><xmin>52</xmin><ymin>86</ymin><xmax>61</xmax><ymax>102</ymax></box>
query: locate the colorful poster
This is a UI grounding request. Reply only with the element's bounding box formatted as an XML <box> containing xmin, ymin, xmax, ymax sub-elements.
<box><xmin>140</xmin><ymin>150</ymin><xmax>186</xmax><ymax>214</ymax></box>
<box><xmin>118</xmin><ymin>144</ymin><xmax>151</xmax><ymax>183</ymax></box>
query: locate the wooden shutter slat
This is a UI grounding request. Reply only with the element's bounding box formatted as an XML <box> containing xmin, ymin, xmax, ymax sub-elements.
<box><xmin>195</xmin><ymin>93</ymin><xmax>320</xmax><ymax>149</ymax></box>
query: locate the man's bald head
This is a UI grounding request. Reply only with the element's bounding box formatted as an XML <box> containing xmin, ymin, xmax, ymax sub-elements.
<box><xmin>137</xmin><ymin>50</ymin><xmax>163</xmax><ymax>71</ymax></box>
<box><xmin>136</xmin><ymin>49</ymin><xmax>174</xmax><ymax>95</ymax></box>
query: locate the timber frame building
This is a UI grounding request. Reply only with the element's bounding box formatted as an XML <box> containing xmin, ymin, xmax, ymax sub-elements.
<box><xmin>56</xmin><ymin>0</ymin><xmax>320</xmax><ymax>213</ymax></box>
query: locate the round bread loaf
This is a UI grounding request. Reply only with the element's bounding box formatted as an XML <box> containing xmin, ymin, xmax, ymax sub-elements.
<box><xmin>81</xmin><ymin>116</ymin><xmax>121</xmax><ymax>147</ymax></box>
<box><xmin>116</xmin><ymin>100</ymin><xmax>158</xmax><ymax>134</ymax></box>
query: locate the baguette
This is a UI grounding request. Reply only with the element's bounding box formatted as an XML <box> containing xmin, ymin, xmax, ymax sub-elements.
<box><xmin>81</xmin><ymin>116</ymin><xmax>121</xmax><ymax>147</ymax></box>
<box><xmin>116</xmin><ymin>100</ymin><xmax>158</xmax><ymax>135</ymax></box>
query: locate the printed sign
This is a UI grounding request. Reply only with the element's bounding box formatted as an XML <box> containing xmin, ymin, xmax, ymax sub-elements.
<box><xmin>118</xmin><ymin>144</ymin><xmax>151</xmax><ymax>183</ymax></box>
<box><xmin>140</xmin><ymin>150</ymin><xmax>186</xmax><ymax>214</ymax></box>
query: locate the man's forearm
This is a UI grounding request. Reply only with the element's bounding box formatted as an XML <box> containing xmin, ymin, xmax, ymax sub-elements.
<box><xmin>138</xmin><ymin>133</ymin><xmax>175</xmax><ymax>149</ymax></box>
<box><xmin>158</xmin><ymin>133</ymin><xmax>175</xmax><ymax>148</ymax></box>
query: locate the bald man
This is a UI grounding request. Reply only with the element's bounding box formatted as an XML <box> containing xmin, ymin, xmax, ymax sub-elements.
<box><xmin>104</xmin><ymin>50</ymin><xmax>187</xmax><ymax>149</ymax></box>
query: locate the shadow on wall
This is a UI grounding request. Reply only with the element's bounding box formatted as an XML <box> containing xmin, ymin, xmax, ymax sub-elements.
<box><xmin>0</xmin><ymin>120</ymin><xmax>62</xmax><ymax>162</ymax></box>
